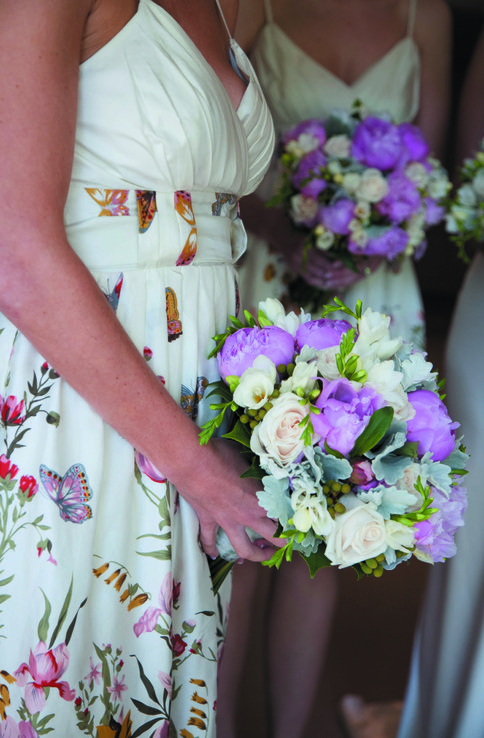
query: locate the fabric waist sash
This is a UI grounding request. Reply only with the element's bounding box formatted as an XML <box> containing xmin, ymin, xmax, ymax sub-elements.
<box><xmin>64</xmin><ymin>184</ymin><xmax>246</xmax><ymax>271</ymax></box>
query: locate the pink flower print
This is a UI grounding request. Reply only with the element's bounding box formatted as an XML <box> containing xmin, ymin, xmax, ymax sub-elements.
<box><xmin>133</xmin><ymin>573</ymin><xmax>180</xmax><ymax>637</ymax></box>
<box><xmin>134</xmin><ymin>450</ymin><xmax>165</xmax><ymax>483</ymax></box>
<box><xmin>159</xmin><ymin>573</ymin><xmax>174</xmax><ymax>616</ymax></box>
<box><xmin>0</xmin><ymin>395</ymin><xmax>25</xmax><ymax>426</ymax></box>
<box><xmin>158</xmin><ymin>672</ymin><xmax>172</xmax><ymax>699</ymax></box>
<box><xmin>84</xmin><ymin>657</ymin><xmax>102</xmax><ymax>687</ymax></box>
<box><xmin>107</xmin><ymin>675</ymin><xmax>127</xmax><ymax>702</ymax></box>
<box><xmin>133</xmin><ymin>605</ymin><xmax>162</xmax><ymax>638</ymax></box>
<box><xmin>153</xmin><ymin>722</ymin><xmax>170</xmax><ymax>738</ymax></box>
<box><xmin>0</xmin><ymin>717</ymin><xmax>38</xmax><ymax>738</ymax></box>
<box><xmin>0</xmin><ymin>454</ymin><xmax>18</xmax><ymax>480</ymax></box>
<box><xmin>14</xmin><ymin>641</ymin><xmax>75</xmax><ymax>714</ymax></box>
<box><xmin>19</xmin><ymin>475</ymin><xmax>38</xmax><ymax>499</ymax></box>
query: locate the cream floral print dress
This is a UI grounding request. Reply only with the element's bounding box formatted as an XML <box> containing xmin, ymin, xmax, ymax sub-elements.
<box><xmin>0</xmin><ymin>2</ymin><xmax>274</xmax><ymax>736</ymax></box>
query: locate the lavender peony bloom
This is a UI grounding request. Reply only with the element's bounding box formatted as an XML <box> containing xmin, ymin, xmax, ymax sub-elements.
<box><xmin>377</xmin><ymin>170</ymin><xmax>421</xmax><ymax>223</ymax></box>
<box><xmin>406</xmin><ymin>389</ymin><xmax>459</xmax><ymax>461</ymax></box>
<box><xmin>424</xmin><ymin>197</ymin><xmax>445</xmax><ymax>226</ymax></box>
<box><xmin>218</xmin><ymin>326</ymin><xmax>295</xmax><ymax>380</ymax></box>
<box><xmin>319</xmin><ymin>199</ymin><xmax>355</xmax><ymax>235</ymax></box>
<box><xmin>351</xmin><ymin>117</ymin><xmax>403</xmax><ymax>170</ymax></box>
<box><xmin>350</xmin><ymin>226</ymin><xmax>408</xmax><ymax>258</ymax></box>
<box><xmin>283</xmin><ymin>118</ymin><xmax>327</xmax><ymax>148</ymax></box>
<box><xmin>312</xmin><ymin>378</ymin><xmax>386</xmax><ymax>456</ymax></box>
<box><xmin>292</xmin><ymin>149</ymin><xmax>327</xmax><ymax>197</ymax></box>
<box><xmin>397</xmin><ymin>122</ymin><xmax>430</xmax><ymax>166</ymax></box>
<box><xmin>414</xmin><ymin>485</ymin><xmax>467</xmax><ymax>562</ymax></box>
<box><xmin>295</xmin><ymin>318</ymin><xmax>352</xmax><ymax>352</ymax></box>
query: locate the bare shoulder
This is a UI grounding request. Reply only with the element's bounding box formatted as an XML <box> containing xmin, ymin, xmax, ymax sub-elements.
<box><xmin>414</xmin><ymin>0</ymin><xmax>452</xmax><ymax>36</ymax></box>
<box><xmin>235</xmin><ymin>0</ymin><xmax>266</xmax><ymax>52</ymax></box>
<box><xmin>219</xmin><ymin>0</ymin><xmax>239</xmax><ymax>34</ymax></box>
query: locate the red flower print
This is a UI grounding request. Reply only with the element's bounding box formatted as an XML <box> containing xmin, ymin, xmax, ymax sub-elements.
<box><xmin>0</xmin><ymin>395</ymin><xmax>25</xmax><ymax>425</ymax></box>
<box><xmin>14</xmin><ymin>641</ymin><xmax>75</xmax><ymax>714</ymax></box>
<box><xmin>75</xmin><ymin>697</ymin><xmax>82</xmax><ymax>707</ymax></box>
<box><xmin>170</xmin><ymin>634</ymin><xmax>187</xmax><ymax>657</ymax></box>
<box><xmin>0</xmin><ymin>454</ymin><xmax>18</xmax><ymax>480</ymax></box>
<box><xmin>19</xmin><ymin>475</ymin><xmax>38</xmax><ymax>498</ymax></box>
<box><xmin>143</xmin><ymin>347</ymin><xmax>153</xmax><ymax>360</ymax></box>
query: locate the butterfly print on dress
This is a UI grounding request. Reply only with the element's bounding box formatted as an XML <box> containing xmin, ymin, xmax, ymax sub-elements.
<box><xmin>165</xmin><ymin>287</ymin><xmax>183</xmax><ymax>342</ymax></box>
<box><xmin>39</xmin><ymin>463</ymin><xmax>93</xmax><ymax>524</ymax></box>
<box><xmin>136</xmin><ymin>190</ymin><xmax>157</xmax><ymax>233</ymax></box>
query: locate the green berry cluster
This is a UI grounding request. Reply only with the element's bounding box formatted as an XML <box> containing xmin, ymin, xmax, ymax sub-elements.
<box><xmin>323</xmin><ymin>479</ymin><xmax>351</xmax><ymax>519</ymax></box>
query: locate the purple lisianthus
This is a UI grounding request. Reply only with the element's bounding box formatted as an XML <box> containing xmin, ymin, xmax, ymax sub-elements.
<box><xmin>424</xmin><ymin>197</ymin><xmax>445</xmax><ymax>226</ymax></box>
<box><xmin>283</xmin><ymin>118</ymin><xmax>327</xmax><ymax>148</ymax></box>
<box><xmin>312</xmin><ymin>378</ymin><xmax>385</xmax><ymax>456</ymax></box>
<box><xmin>377</xmin><ymin>170</ymin><xmax>421</xmax><ymax>223</ymax></box>
<box><xmin>217</xmin><ymin>326</ymin><xmax>295</xmax><ymax>380</ymax></box>
<box><xmin>397</xmin><ymin>122</ymin><xmax>430</xmax><ymax>166</ymax></box>
<box><xmin>351</xmin><ymin>226</ymin><xmax>408</xmax><ymax>258</ymax></box>
<box><xmin>292</xmin><ymin>149</ymin><xmax>327</xmax><ymax>197</ymax></box>
<box><xmin>319</xmin><ymin>199</ymin><xmax>355</xmax><ymax>235</ymax></box>
<box><xmin>413</xmin><ymin>485</ymin><xmax>467</xmax><ymax>562</ymax></box>
<box><xmin>351</xmin><ymin>116</ymin><xmax>403</xmax><ymax>171</ymax></box>
<box><xmin>295</xmin><ymin>318</ymin><xmax>352</xmax><ymax>352</ymax></box>
<box><xmin>406</xmin><ymin>389</ymin><xmax>459</xmax><ymax>461</ymax></box>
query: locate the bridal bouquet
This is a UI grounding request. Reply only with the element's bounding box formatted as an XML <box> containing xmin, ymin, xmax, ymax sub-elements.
<box><xmin>270</xmin><ymin>107</ymin><xmax>450</xmax><ymax>272</ymax></box>
<box><xmin>446</xmin><ymin>138</ymin><xmax>484</xmax><ymax>261</ymax></box>
<box><xmin>201</xmin><ymin>298</ymin><xmax>467</xmax><ymax>590</ymax></box>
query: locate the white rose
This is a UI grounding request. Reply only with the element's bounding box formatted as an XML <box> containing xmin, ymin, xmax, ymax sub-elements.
<box><xmin>233</xmin><ymin>356</ymin><xmax>277</xmax><ymax>410</ymax></box>
<box><xmin>290</xmin><ymin>194</ymin><xmax>318</xmax><ymax>225</ymax></box>
<box><xmin>385</xmin><ymin>519</ymin><xmax>415</xmax><ymax>553</ymax></box>
<box><xmin>473</xmin><ymin>169</ymin><xmax>484</xmax><ymax>198</ymax></box>
<box><xmin>342</xmin><ymin>172</ymin><xmax>362</xmax><ymax>194</ymax></box>
<box><xmin>250</xmin><ymin>393</ymin><xmax>310</xmax><ymax>477</ymax></box>
<box><xmin>324</xmin><ymin>496</ymin><xmax>387</xmax><ymax>567</ymax></box>
<box><xmin>405</xmin><ymin>162</ymin><xmax>429</xmax><ymax>187</ymax></box>
<box><xmin>356</xmin><ymin>168</ymin><xmax>389</xmax><ymax>203</ymax></box>
<box><xmin>316</xmin><ymin>345</ymin><xmax>341</xmax><ymax>380</ymax></box>
<box><xmin>286</xmin><ymin>133</ymin><xmax>320</xmax><ymax>158</ymax></box>
<box><xmin>323</xmin><ymin>134</ymin><xmax>351</xmax><ymax>159</ymax></box>
<box><xmin>280</xmin><ymin>360</ymin><xmax>317</xmax><ymax>395</ymax></box>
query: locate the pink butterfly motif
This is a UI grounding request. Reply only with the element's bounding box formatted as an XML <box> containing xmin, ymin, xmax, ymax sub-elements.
<box><xmin>39</xmin><ymin>463</ymin><xmax>93</xmax><ymax>524</ymax></box>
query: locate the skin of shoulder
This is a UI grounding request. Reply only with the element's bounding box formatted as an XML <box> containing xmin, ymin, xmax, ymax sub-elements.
<box><xmin>235</xmin><ymin>0</ymin><xmax>266</xmax><ymax>52</ymax></box>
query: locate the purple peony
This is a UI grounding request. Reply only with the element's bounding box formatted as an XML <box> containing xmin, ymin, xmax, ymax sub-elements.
<box><xmin>312</xmin><ymin>378</ymin><xmax>385</xmax><ymax>456</ymax></box>
<box><xmin>397</xmin><ymin>122</ymin><xmax>430</xmax><ymax>166</ymax></box>
<box><xmin>295</xmin><ymin>318</ymin><xmax>352</xmax><ymax>352</ymax></box>
<box><xmin>283</xmin><ymin>118</ymin><xmax>327</xmax><ymax>148</ymax></box>
<box><xmin>413</xmin><ymin>485</ymin><xmax>467</xmax><ymax>562</ymax></box>
<box><xmin>351</xmin><ymin>117</ymin><xmax>403</xmax><ymax>171</ymax></box>
<box><xmin>319</xmin><ymin>199</ymin><xmax>355</xmax><ymax>235</ymax></box>
<box><xmin>377</xmin><ymin>170</ymin><xmax>422</xmax><ymax>223</ymax></box>
<box><xmin>217</xmin><ymin>326</ymin><xmax>295</xmax><ymax>380</ymax></box>
<box><xmin>350</xmin><ymin>226</ymin><xmax>408</xmax><ymax>258</ymax></box>
<box><xmin>292</xmin><ymin>149</ymin><xmax>327</xmax><ymax>197</ymax></box>
<box><xmin>424</xmin><ymin>197</ymin><xmax>445</xmax><ymax>226</ymax></box>
<box><xmin>406</xmin><ymin>389</ymin><xmax>459</xmax><ymax>461</ymax></box>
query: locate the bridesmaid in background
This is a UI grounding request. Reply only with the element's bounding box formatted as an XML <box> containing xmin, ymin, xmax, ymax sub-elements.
<box><xmin>217</xmin><ymin>2</ymin><xmax>451</xmax><ymax>737</ymax></box>
<box><xmin>398</xmin><ymin>24</ymin><xmax>484</xmax><ymax>738</ymax></box>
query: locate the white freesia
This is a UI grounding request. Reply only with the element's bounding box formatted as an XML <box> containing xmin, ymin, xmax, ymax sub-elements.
<box><xmin>286</xmin><ymin>133</ymin><xmax>320</xmax><ymax>158</ymax></box>
<box><xmin>258</xmin><ymin>298</ymin><xmax>310</xmax><ymax>335</ymax></box>
<box><xmin>324</xmin><ymin>495</ymin><xmax>387</xmax><ymax>567</ymax></box>
<box><xmin>291</xmin><ymin>479</ymin><xmax>334</xmax><ymax>537</ymax></box>
<box><xmin>316</xmin><ymin>345</ymin><xmax>342</xmax><ymax>380</ymax></box>
<box><xmin>405</xmin><ymin>162</ymin><xmax>429</xmax><ymax>187</ymax></box>
<box><xmin>364</xmin><ymin>361</ymin><xmax>415</xmax><ymax>421</ymax></box>
<box><xmin>290</xmin><ymin>194</ymin><xmax>318</xmax><ymax>225</ymax></box>
<box><xmin>250</xmin><ymin>393</ymin><xmax>311</xmax><ymax>478</ymax></box>
<box><xmin>323</xmin><ymin>134</ymin><xmax>351</xmax><ymax>159</ymax></box>
<box><xmin>473</xmin><ymin>168</ymin><xmax>484</xmax><ymax>197</ymax></box>
<box><xmin>342</xmin><ymin>172</ymin><xmax>362</xmax><ymax>194</ymax></box>
<box><xmin>356</xmin><ymin>168</ymin><xmax>389</xmax><ymax>203</ymax></box>
<box><xmin>356</xmin><ymin>308</ymin><xmax>403</xmax><ymax>360</ymax></box>
<box><xmin>385</xmin><ymin>519</ymin><xmax>415</xmax><ymax>552</ymax></box>
<box><xmin>280</xmin><ymin>361</ymin><xmax>317</xmax><ymax>395</ymax></box>
<box><xmin>233</xmin><ymin>356</ymin><xmax>277</xmax><ymax>410</ymax></box>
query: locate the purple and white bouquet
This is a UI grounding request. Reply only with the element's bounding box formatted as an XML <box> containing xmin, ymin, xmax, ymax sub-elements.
<box><xmin>446</xmin><ymin>138</ymin><xmax>484</xmax><ymax>261</ymax></box>
<box><xmin>201</xmin><ymin>298</ymin><xmax>467</xmax><ymax>585</ymax></box>
<box><xmin>270</xmin><ymin>107</ymin><xmax>450</xmax><ymax>271</ymax></box>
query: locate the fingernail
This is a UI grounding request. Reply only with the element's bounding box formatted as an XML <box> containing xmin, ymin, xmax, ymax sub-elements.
<box><xmin>237</xmin><ymin>558</ymin><xmax>244</xmax><ymax>565</ymax></box>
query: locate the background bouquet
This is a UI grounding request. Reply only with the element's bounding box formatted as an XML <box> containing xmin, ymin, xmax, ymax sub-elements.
<box><xmin>446</xmin><ymin>138</ymin><xmax>484</xmax><ymax>261</ymax></box>
<box><xmin>270</xmin><ymin>106</ymin><xmax>450</xmax><ymax>282</ymax></box>
<box><xmin>201</xmin><ymin>298</ymin><xmax>467</xmax><ymax>590</ymax></box>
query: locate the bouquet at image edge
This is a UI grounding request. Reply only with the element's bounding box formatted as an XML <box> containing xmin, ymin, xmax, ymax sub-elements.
<box><xmin>269</xmin><ymin>105</ymin><xmax>450</xmax><ymax>308</ymax></box>
<box><xmin>200</xmin><ymin>297</ymin><xmax>468</xmax><ymax>592</ymax></box>
<box><xmin>446</xmin><ymin>138</ymin><xmax>484</xmax><ymax>261</ymax></box>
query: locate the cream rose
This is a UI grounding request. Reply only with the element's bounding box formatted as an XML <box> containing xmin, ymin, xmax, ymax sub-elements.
<box><xmin>290</xmin><ymin>194</ymin><xmax>319</xmax><ymax>225</ymax></box>
<box><xmin>342</xmin><ymin>172</ymin><xmax>362</xmax><ymax>194</ymax></box>
<box><xmin>323</xmin><ymin>134</ymin><xmax>351</xmax><ymax>159</ymax></box>
<box><xmin>356</xmin><ymin>168</ymin><xmax>389</xmax><ymax>203</ymax></box>
<box><xmin>325</xmin><ymin>496</ymin><xmax>387</xmax><ymax>567</ymax></box>
<box><xmin>286</xmin><ymin>133</ymin><xmax>321</xmax><ymax>158</ymax></box>
<box><xmin>405</xmin><ymin>162</ymin><xmax>429</xmax><ymax>187</ymax></box>
<box><xmin>250</xmin><ymin>393</ymin><xmax>310</xmax><ymax>478</ymax></box>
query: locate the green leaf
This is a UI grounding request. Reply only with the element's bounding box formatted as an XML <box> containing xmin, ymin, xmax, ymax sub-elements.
<box><xmin>351</xmin><ymin>406</ymin><xmax>394</xmax><ymax>458</ymax></box>
<box><xmin>302</xmin><ymin>548</ymin><xmax>332</xmax><ymax>577</ymax></box>
<box><xmin>222</xmin><ymin>419</ymin><xmax>251</xmax><ymax>448</ymax></box>
<box><xmin>65</xmin><ymin>597</ymin><xmax>88</xmax><ymax>646</ymax></box>
<box><xmin>136</xmin><ymin>549</ymin><xmax>172</xmax><ymax>561</ymax></box>
<box><xmin>130</xmin><ymin>654</ymin><xmax>161</xmax><ymax>706</ymax></box>
<box><xmin>240</xmin><ymin>457</ymin><xmax>264</xmax><ymax>479</ymax></box>
<box><xmin>130</xmin><ymin>698</ymin><xmax>163</xmax><ymax>716</ymax></box>
<box><xmin>37</xmin><ymin>589</ymin><xmax>52</xmax><ymax>644</ymax></box>
<box><xmin>49</xmin><ymin>577</ymin><xmax>73</xmax><ymax>649</ymax></box>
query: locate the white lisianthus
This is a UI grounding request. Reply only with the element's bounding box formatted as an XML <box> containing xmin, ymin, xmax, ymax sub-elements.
<box><xmin>323</xmin><ymin>134</ymin><xmax>351</xmax><ymax>159</ymax></box>
<box><xmin>290</xmin><ymin>194</ymin><xmax>318</xmax><ymax>225</ymax></box>
<box><xmin>250</xmin><ymin>393</ymin><xmax>311</xmax><ymax>478</ymax></box>
<box><xmin>385</xmin><ymin>519</ymin><xmax>415</xmax><ymax>553</ymax></box>
<box><xmin>356</xmin><ymin>308</ymin><xmax>403</xmax><ymax>360</ymax></box>
<box><xmin>291</xmin><ymin>484</ymin><xmax>334</xmax><ymax>537</ymax></box>
<box><xmin>342</xmin><ymin>172</ymin><xmax>362</xmax><ymax>194</ymax></box>
<box><xmin>280</xmin><ymin>361</ymin><xmax>317</xmax><ymax>395</ymax></box>
<box><xmin>365</xmin><ymin>361</ymin><xmax>415</xmax><ymax>421</ymax></box>
<box><xmin>316</xmin><ymin>345</ymin><xmax>342</xmax><ymax>380</ymax></box>
<box><xmin>473</xmin><ymin>168</ymin><xmax>484</xmax><ymax>197</ymax></box>
<box><xmin>324</xmin><ymin>495</ymin><xmax>387</xmax><ymax>567</ymax></box>
<box><xmin>286</xmin><ymin>133</ymin><xmax>320</xmax><ymax>158</ymax></box>
<box><xmin>233</xmin><ymin>356</ymin><xmax>277</xmax><ymax>410</ymax></box>
<box><xmin>315</xmin><ymin>230</ymin><xmax>335</xmax><ymax>251</ymax></box>
<box><xmin>405</xmin><ymin>162</ymin><xmax>430</xmax><ymax>187</ymax></box>
<box><xmin>356</xmin><ymin>168</ymin><xmax>389</xmax><ymax>203</ymax></box>
<box><xmin>258</xmin><ymin>298</ymin><xmax>310</xmax><ymax>336</ymax></box>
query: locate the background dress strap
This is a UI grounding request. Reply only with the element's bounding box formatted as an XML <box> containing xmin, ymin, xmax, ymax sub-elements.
<box><xmin>215</xmin><ymin>0</ymin><xmax>233</xmax><ymax>38</ymax></box>
<box><xmin>407</xmin><ymin>0</ymin><xmax>418</xmax><ymax>38</ymax></box>
<box><xmin>262</xmin><ymin>0</ymin><xmax>274</xmax><ymax>23</ymax></box>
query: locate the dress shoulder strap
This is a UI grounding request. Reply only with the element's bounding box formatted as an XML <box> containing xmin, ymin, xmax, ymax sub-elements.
<box><xmin>407</xmin><ymin>0</ymin><xmax>418</xmax><ymax>38</ymax></box>
<box><xmin>262</xmin><ymin>0</ymin><xmax>274</xmax><ymax>23</ymax></box>
<box><xmin>215</xmin><ymin>0</ymin><xmax>233</xmax><ymax>38</ymax></box>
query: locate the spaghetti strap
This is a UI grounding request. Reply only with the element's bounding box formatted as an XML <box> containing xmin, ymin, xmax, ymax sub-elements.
<box><xmin>215</xmin><ymin>0</ymin><xmax>232</xmax><ymax>38</ymax></box>
<box><xmin>407</xmin><ymin>0</ymin><xmax>418</xmax><ymax>37</ymax></box>
<box><xmin>262</xmin><ymin>0</ymin><xmax>274</xmax><ymax>23</ymax></box>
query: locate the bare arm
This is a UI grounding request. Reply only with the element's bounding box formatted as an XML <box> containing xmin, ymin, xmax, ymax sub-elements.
<box><xmin>455</xmin><ymin>25</ymin><xmax>484</xmax><ymax>165</ymax></box>
<box><xmin>0</xmin><ymin>0</ymin><xmax>280</xmax><ymax>561</ymax></box>
<box><xmin>413</xmin><ymin>0</ymin><xmax>452</xmax><ymax>160</ymax></box>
